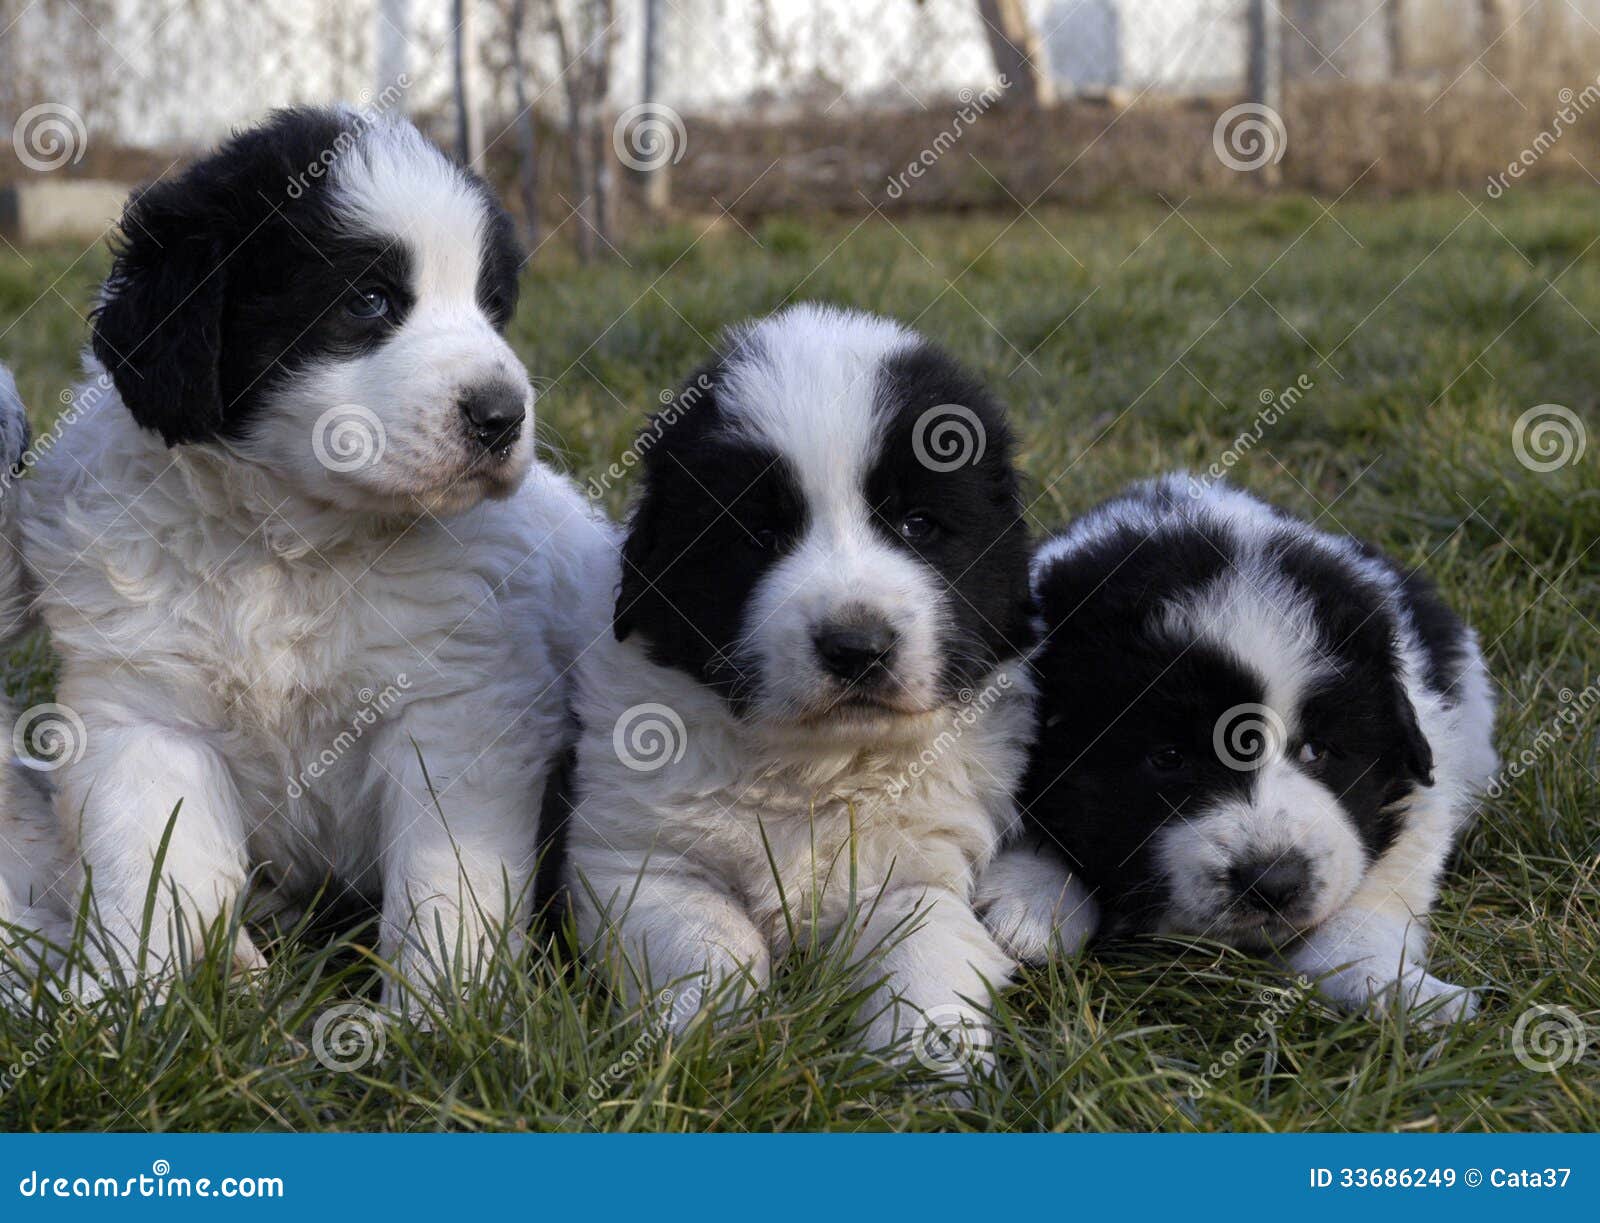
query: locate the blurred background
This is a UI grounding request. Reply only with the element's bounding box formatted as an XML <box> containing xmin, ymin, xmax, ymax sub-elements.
<box><xmin>5</xmin><ymin>0</ymin><xmax>1600</xmax><ymax>254</ymax></box>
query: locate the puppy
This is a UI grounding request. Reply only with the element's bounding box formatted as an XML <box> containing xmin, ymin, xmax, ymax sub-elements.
<box><xmin>0</xmin><ymin>369</ymin><xmax>63</xmax><ymax>949</ymax></box>
<box><xmin>565</xmin><ymin>304</ymin><xmax>1035</xmax><ymax>1067</ymax></box>
<box><xmin>979</xmin><ymin>475</ymin><xmax>1497</xmax><ymax>1019</ymax></box>
<box><xmin>19</xmin><ymin>109</ymin><xmax>610</xmax><ymax>1004</ymax></box>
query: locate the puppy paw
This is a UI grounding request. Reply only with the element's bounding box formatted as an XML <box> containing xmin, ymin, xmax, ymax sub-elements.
<box><xmin>1310</xmin><ymin>962</ymin><xmax>1479</xmax><ymax>1026</ymax></box>
<box><xmin>975</xmin><ymin>844</ymin><xmax>1098</xmax><ymax>963</ymax></box>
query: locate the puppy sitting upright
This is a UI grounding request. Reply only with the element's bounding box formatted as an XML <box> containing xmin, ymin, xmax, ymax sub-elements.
<box><xmin>566</xmin><ymin>305</ymin><xmax>1034</xmax><ymax>1065</ymax></box>
<box><xmin>979</xmin><ymin>475</ymin><xmax>1497</xmax><ymax>1019</ymax></box>
<box><xmin>22</xmin><ymin>109</ymin><xmax>609</xmax><ymax>1003</ymax></box>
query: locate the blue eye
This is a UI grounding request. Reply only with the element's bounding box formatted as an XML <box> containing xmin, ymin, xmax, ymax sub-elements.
<box><xmin>346</xmin><ymin>288</ymin><xmax>391</xmax><ymax>320</ymax></box>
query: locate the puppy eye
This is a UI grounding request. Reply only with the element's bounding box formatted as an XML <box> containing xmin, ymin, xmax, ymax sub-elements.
<box><xmin>1148</xmin><ymin>747</ymin><xmax>1185</xmax><ymax>773</ymax></box>
<box><xmin>748</xmin><ymin>527</ymin><xmax>779</xmax><ymax>551</ymax></box>
<box><xmin>345</xmin><ymin>287</ymin><xmax>391</xmax><ymax>320</ymax></box>
<box><xmin>1297</xmin><ymin>740</ymin><xmax>1328</xmax><ymax>764</ymax></box>
<box><xmin>898</xmin><ymin>511</ymin><xmax>937</xmax><ymax>542</ymax></box>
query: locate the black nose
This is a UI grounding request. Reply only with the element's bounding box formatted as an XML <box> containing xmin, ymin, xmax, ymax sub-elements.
<box><xmin>459</xmin><ymin>382</ymin><xmax>526</xmax><ymax>449</ymax></box>
<box><xmin>812</xmin><ymin>619</ymin><xmax>898</xmax><ymax>683</ymax></box>
<box><xmin>1228</xmin><ymin>853</ymin><xmax>1310</xmax><ymax>915</ymax></box>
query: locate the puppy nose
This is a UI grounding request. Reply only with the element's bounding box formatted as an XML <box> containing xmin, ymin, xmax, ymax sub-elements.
<box><xmin>459</xmin><ymin>381</ymin><xmax>526</xmax><ymax>448</ymax></box>
<box><xmin>1228</xmin><ymin>853</ymin><xmax>1310</xmax><ymax>914</ymax></box>
<box><xmin>812</xmin><ymin>619</ymin><xmax>898</xmax><ymax>682</ymax></box>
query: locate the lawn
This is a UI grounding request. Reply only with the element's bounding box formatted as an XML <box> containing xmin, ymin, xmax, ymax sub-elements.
<box><xmin>0</xmin><ymin>187</ymin><xmax>1596</xmax><ymax>1132</ymax></box>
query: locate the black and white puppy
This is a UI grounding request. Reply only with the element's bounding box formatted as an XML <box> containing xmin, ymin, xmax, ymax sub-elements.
<box><xmin>19</xmin><ymin>109</ymin><xmax>610</xmax><ymax>1003</ymax></box>
<box><xmin>566</xmin><ymin>304</ymin><xmax>1035</xmax><ymax>1066</ymax></box>
<box><xmin>978</xmin><ymin>475</ymin><xmax>1497</xmax><ymax>1019</ymax></box>
<box><xmin>0</xmin><ymin>369</ymin><xmax>62</xmax><ymax>948</ymax></box>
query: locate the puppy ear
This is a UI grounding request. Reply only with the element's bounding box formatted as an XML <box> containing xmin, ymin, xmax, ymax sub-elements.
<box><xmin>1392</xmin><ymin>682</ymin><xmax>1435</xmax><ymax>786</ymax></box>
<box><xmin>92</xmin><ymin>178</ymin><xmax>230</xmax><ymax>446</ymax></box>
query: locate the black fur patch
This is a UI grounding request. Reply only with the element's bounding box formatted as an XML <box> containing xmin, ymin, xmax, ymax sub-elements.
<box><xmin>91</xmin><ymin>106</ymin><xmax>522</xmax><ymax>447</ymax></box>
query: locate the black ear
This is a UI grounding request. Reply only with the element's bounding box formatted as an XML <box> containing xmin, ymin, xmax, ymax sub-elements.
<box><xmin>92</xmin><ymin>178</ymin><xmax>230</xmax><ymax>446</ymax></box>
<box><xmin>613</xmin><ymin>491</ymin><xmax>658</xmax><ymax>642</ymax></box>
<box><xmin>1393</xmin><ymin>682</ymin><xmax>1435</xmax><ymax>786</ymax></box>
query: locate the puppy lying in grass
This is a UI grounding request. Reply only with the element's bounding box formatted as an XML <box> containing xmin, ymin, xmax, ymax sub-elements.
<box><xmin>979</xmin><ymin>475</ymin><xmax>1497</xmax><ymax>1021</ymax></box>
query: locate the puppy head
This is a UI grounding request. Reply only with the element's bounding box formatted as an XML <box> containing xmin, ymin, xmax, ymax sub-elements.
<box><xmin>1026</xmin><ymin>482</ymin><xmax>1433</xmax><ymax>947</ymax></box>
<box><xmin>91</xmin><ymin>106</ymin><xmax>532</xmax><ymax>515</ymax></box>
<box><xmin>614</xmin><ymin>304</ymin><xmax>1031</xmax><ymax>748</ymax></box>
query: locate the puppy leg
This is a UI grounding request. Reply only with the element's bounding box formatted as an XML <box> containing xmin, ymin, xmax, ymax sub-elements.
<box><xmin>370</xmin><ymin>712</ymin><xmax>545</xmax><ymax>1013</ymax></box>
<box><xmin>57</xmin><ymin>721</ymin><xmax>258</xmax><ymax>989</ymax></box>
<box><xmin>1289</xmin><ymin>802</ymin><xmax>1476</xmax><ymax>1023</ymax></box>
<box><xmin>974</xmin><ymin>839</ymin><xmax>1099</xmax><ymax>962</ymax></box>
<box><xmin>569</xmin><ymin>858</ymin><xmax>770</xmax><ymax>1027</ymax></box>
<box><xmin>853</xmin><ymin>885</ymin><xmax>1014</xmax><ymax>1078</ymax></box>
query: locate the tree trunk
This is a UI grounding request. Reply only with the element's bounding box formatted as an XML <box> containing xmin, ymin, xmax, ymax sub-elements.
<box><xmin>1479</xmin><ymin>0</ymin><xmax>1518</xmax><ymax>81</ymax></box>
<box><xmin>1385</xmin><ymin>0</ymin><xmax>1406</xmax><ymax>78</ymax></box>
<box><xmin>452</xmin><ymin>0</ymin><xmax>485</xmax><ymax>168</ymax></box>
<box><xmin>508</xmin><ymin>0</ymin><xmax>541</xmax><ymax>249</ymax></box>
<box><xmin>975</xmin><ymin>0</ymin><xmax>1056</xmax><ymax>106</ymax></box>
<box><xmin>639</xmin><ymin>0</ymin><xmax>670</xmax><ymax>212</ymax></box>
<box><xmin>587</xmin><ymin>0</ymin><xmax>616</xmax><ymax>251</ymax></box>
<box><xmin>547</xmin><ymin>1</ymin><xmax>597</xmax><ymax>261</ymax></box>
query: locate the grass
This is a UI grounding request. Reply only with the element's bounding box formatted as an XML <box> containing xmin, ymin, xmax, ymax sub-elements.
<box><xmin>0</xmin><ymin>186</ymin><xmax>1597</xmax><ymax>1132</ymax></box>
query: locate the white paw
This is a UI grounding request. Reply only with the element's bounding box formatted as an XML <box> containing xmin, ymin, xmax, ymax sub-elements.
<box><xmin>1311</xmin><ymin>963</ymin><xmax>1479</xmax><ymax>1026</ymax></box>
<box><xmin>975</xmin><ymin>846</ymin><xmax>1098</xmax><ymax>963</ymax></box>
